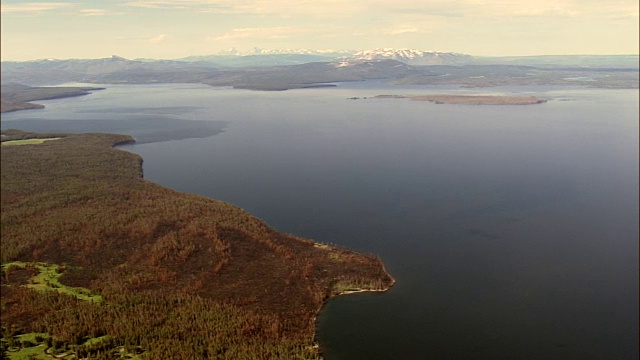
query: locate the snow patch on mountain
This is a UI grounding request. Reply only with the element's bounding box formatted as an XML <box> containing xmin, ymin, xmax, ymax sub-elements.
<box><xmin>344</xmin><ymin>48</ymin><xmax>473</xmax><ymax>65</ymax></box>
<box><xmin>219</xmin><ymin>47</ymin><xmax>354</xmax><ymax>57</ymax></box>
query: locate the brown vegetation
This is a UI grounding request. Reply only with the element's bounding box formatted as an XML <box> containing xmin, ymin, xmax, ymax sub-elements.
<box><xmin>0</xmin><ymin>130</ymin><xmax>394</xmax><ymax>359</ymax></box>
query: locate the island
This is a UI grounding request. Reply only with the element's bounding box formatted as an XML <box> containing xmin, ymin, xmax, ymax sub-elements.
<box><xmin>0</xmin><ymin>84</ymin><xmax>105</xmax><ymax>113</ymax></box>
<box><xmin>374</xmin><ymin>94</ymin><xmax>547</xmax><ymax>105</ymax></box>
<box><xmin>0</xmin><ymin>129</ymin><xmax>394</xmax><ymax>359</ymax></box>
<box><xmin>233</xmin><ymin>83</ymin><xmax>337</xmax><ymax>91</ymax></box>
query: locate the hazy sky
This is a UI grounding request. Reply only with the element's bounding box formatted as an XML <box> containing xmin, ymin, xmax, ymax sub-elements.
<box><xmin>1</xmin><ymin>0</ymin><xmax>638</xmax><ymax>60</ymax></box>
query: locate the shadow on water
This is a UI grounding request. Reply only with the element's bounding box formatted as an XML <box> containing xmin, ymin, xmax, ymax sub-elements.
<box><xmin>1</xmin><ymin>117</ymin><xmax>226</xmax><ymax>144</ymax></box>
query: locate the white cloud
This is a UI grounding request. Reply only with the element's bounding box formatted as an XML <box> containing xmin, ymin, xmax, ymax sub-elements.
<box><xmin>80</xmin><ymin>8</ymin><xmax>107</xmax><ymax>16</ymax></box>
<box><xmin>79</xmin><ymin>8</ymin><xmax>127</xmax><ymax>16</ymax></box>
<box><xmin>117</xmin><ymin>0</ymin><xmax>638</xmax><ymax>24</ymax></box>
<box><xmin>149</xmin><ymin>34</ymin><xmax>168</xmax><ymax>43</ymax></box>
<box><xmin>123</xmin><ymin>0</ymin><xmax>362</xmax><ymax>17</ymax></box>
<box><xmin>384</xmin><ymin>27</ymin><xmax>425</xmax><ymax>35</ymax></box>
<box><xmin>114</xmin><ymin>34</ymin><xmax>169</xmax><ymax>43</ymax></box>
<box><xmin>204</xmin><ymin>26</ymin><xmax>347</xmax><ymax>45</ymax></box>
<box><xmin>123</xmin><ymin>0</ymin><xmax>207</xmax><ymax>9</ymax></box>
<box><xmin>1</xmin><ymin>2</ymin><xmax>75</xmax><ymax>14</ymax></box>
<box><xmin>459</xmin><ymin>0</ymin><xmax>638</xmax><ymax>18</ymax></box>
<box><xmin>507</xmin><ymin>3</ymin><xmax>578</xmax><ymax>17</ymax></box>
<box><xmin>206</xmin><ymin>27</ymin><xmax>294</xmax><ymax>41</ymax></box>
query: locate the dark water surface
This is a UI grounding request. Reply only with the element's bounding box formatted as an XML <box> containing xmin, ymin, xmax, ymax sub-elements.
<box><xmin>3</xmin><ymin>82</ymin><xmax>638</xmax><ymax>359</ymax></box>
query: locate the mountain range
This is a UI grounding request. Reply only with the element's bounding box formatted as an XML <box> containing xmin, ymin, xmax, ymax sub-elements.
<box><xmin>1</xmin><ymin>49</ymin><xmax>637</xmax><ymax>90</ymax></box>
<box><xmin>178</xmin><ymin>48</ymin><xmax>474</xmax><ymax>67</ymax></box>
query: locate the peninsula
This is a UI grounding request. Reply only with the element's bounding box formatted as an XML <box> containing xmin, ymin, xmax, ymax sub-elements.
<box><xmin>0</xmin><ymin>84</ymin><xmax>104</xmax><ymax>113</ymax></box>
<box><xmin>375</xmin><ymin>94</ymin><xmax>547</xmax><ymax>105</ymax></box>
<box><xmin>0</xmin><ymin>130</ymin><xmax>394</xmax><ymax>359</ymax></box>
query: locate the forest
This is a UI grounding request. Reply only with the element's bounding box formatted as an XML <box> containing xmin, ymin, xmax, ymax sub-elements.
<box><xmin>0</xmin><ymin>130</ymin><xmax>394</xmax><ymax>359</ymax></box>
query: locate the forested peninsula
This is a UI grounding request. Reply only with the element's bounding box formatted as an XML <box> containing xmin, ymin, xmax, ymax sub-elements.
<box><xmin>0</xmin><ymin>130</ymin><xmax>394</xmax><ymax>359</ymax></box>
<box><xmin>0</xmin><ymin>84</ymin><xmax>104</xmax><ymax>113</ymax></box>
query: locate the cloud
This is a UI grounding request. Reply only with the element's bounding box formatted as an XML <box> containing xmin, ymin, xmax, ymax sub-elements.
<box><xmin>0</xmin><ymin>2</ymin><xmax>75</xmax><ymax>14</ymax></box>
<box><xmin>123</xmin><ymin>0</ymin><xmax>203</xmax><ymax>9</ymax></box>
<box><xmin>459</xmin><ymin>0</ymin><xmax>638</xmax><ymax>18</ymax></box>
<box><xmin>123</xmin><ymin>0</ymin><xmax>230</xmax><ymax>11</ymax></box>
<box><xmin>509</xmin><ymin>4</ymin><xmax>578</xmax><ymax>17</ymax></box>
<box><xmin>601</xmin><ymin>2</ymin><xmax>640</xmax><ymax>19</ymax></box>
<box><xmin>367</xmin><ymin>0</ymin><xmax>639</xmax><ymax>23</ymax></box>
<box><xmin>383</xmin><ymin>27</ymin><xmax>425</xmax><ymax>35</ymax></box>
<box><xmin>117</xmin><ymin>0</ymin><xmax>638</xmax><ymax>24</ymax></box>
<box><xmin>80</xmin><ymin>8</ymin><xmax>107</xmax><ymax>16</ymax></box>
<box><xmin>149</xmin><ymin>34</ymin><xmax>168</xmax><ymax>43</ymax></box>
<box><xmin>122</xmin><ymin>0</ymin><xmax>362</xmax><ymax>17</ymax></box>
<box><xmin>114</xmin><ymin>34</ymin><xmax>169</xmax><ymax>43</ymax></box>
<box><xmin>206</xmin><ymin>27</ymin><xmax>293</xmax><ymax>41</ymax></box>
<box><xmin>79</xmin><ymin>8</ymin><xmax>127</xmax><ymax>16</ymax></box>
<box><xmin>205</xmin><ymin>26</ymin><xmax>346</xmax><ymax>45</ymax></box>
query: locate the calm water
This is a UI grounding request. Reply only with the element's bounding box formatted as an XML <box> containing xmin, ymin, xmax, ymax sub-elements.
<box><xmin>3</xmin><ymin>82</ymin><xmax>638</xmax><ymax>359</ymax></box>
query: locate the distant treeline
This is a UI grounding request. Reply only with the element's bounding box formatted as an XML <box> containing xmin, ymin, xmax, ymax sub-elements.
<box><xmin>0</xmin><ymin>84</ymin><xmax>104</xmax><ymax>113</ymax></box>
<box><xmin>1</xmin><ymin>129</ymin><xmax>70</xmax><ymax>142</ymax></box>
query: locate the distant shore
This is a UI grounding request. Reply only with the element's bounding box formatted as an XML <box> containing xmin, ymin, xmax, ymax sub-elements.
<box><xmin>375</xmin><ymin>94</ymin><xmax>547</xmax><ymax>105</ymax></box>
<box><xmin>0</xmin><ymin>85</ymin><xmax>105</xmax><ymax>113</ymax></box>
<box><xmin>233</xmin><ymin>83</ymin><xmax>337</xmax><ymax>91</ymax></box>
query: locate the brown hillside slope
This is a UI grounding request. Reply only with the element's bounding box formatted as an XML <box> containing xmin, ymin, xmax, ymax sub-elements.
<box><xmin>0</xmin><ymin>131</ymin><xmax>394</xmax><ymax>359</ymax></box>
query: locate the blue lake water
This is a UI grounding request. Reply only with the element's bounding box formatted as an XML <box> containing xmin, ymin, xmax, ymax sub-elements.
<box><xmin>2</xmin><ymin>82</ymin><xmax>638</xmax><ymax>359</ymax></box>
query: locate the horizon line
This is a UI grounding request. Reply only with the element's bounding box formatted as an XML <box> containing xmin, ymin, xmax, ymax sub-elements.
<box><xmin>2</xmin><ymin>52</ymin><xmax>639</xmax><ymax>63</ymax></box>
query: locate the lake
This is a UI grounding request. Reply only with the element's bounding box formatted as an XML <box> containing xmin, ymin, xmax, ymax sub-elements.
<box><xmin>2</xmin><ymin>82</ymin><xmax>638</xmax><ymax>359</ymax></box>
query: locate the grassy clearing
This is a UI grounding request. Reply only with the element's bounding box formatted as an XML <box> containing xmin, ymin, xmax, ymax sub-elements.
<box><xmin>7</xmin><ymin>334</ymin><xmax>48</xmax><ymax>360</ymax></box>
<box><xmin>15</xmin><ymin>333</ymin><xmax>47</xmax><ymax>343</ymax></box>
<box><xmin>7</xmin><ymin>333</ymin><xmax>145</xmax><ymax>360</ymax></box>
<box><xmin>5</xmin><ymin>333</ymin><xmax>143</xmax><ymax>360</ymax></box>
<box><xmin>1</xmin><ymin>138</ymin><xmax>61</xmax><ymax>146</ymax></box>
<box><xmin>78</xmin><ymin>336</ymin><xmax>147</xmax><ymax>358</ymax></box>
<box><xmin>2</xmin><ymin>261</ymin><xmax>103</xmax><ymax>302</ymax></box>
<box><xmin>81</xmin><ymin>335</ymin><xmax>110</xmax><ymax>347</ymax></box>
<box><xmin>328</xmin><ymin>252</ymin><xmax>343</xmax><ymax>262</ymax></box>
<box><xmin>7</xmin><ymin>344</ymin><xmax>48</xmax><ymax>360</ymax></box>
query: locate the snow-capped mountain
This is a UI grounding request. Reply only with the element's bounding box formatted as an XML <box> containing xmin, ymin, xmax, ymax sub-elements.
<box><xmin>181</xmin><ymin>48</ymin><xmax>472</xmax><ymax>67</ymax></box>
<box><xmin>219</xmin><ymin>47</ymin><xmax>354</xmax><ymax>57</ymax></box>
<box><xmin>177</xmin><ymin>48</ymin><xmax>355</xmax><ymax>67</ymax></box>
<box><xmin>345</xmin><ymin>48</ymin><xmax>473</xmax><ymax>65</ymax></box>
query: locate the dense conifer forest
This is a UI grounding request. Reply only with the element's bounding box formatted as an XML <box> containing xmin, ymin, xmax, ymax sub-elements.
<box><xmin>0</xmin><ymin>130</ymin><xmax>394</xmax><ymax>359</ymax></box>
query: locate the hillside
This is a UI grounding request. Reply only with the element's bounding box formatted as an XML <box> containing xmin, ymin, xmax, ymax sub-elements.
<box><xmin>1</xmin><ymin>56</ymin><xmax>217</xmax><ymax>85</ymax></box>
<box><xmin>203</xmin><ymin>60</ymin><xmax>414</xmax><ymax>90</ymax></box>
<box><xmin>0</xmin><ymin>130</ymin><xmax>394</xmax><ymax>359</ymax></box>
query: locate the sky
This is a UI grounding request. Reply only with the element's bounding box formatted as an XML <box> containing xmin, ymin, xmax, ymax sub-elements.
<box><xmin>1</xmin><ymin>0</ymin><xmax>638</xmax><ymax>61</ymax></box>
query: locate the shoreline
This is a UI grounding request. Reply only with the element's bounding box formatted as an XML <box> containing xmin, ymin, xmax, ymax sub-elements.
<box><xmin>374</xmin><ymin>94</ymin><xmax>547</xmax><ymax>105</ymax></box>
<box><xmin>312</xmin><ymin>262</ymin><xmax>396</xmax><ymax>356</ymax></box>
